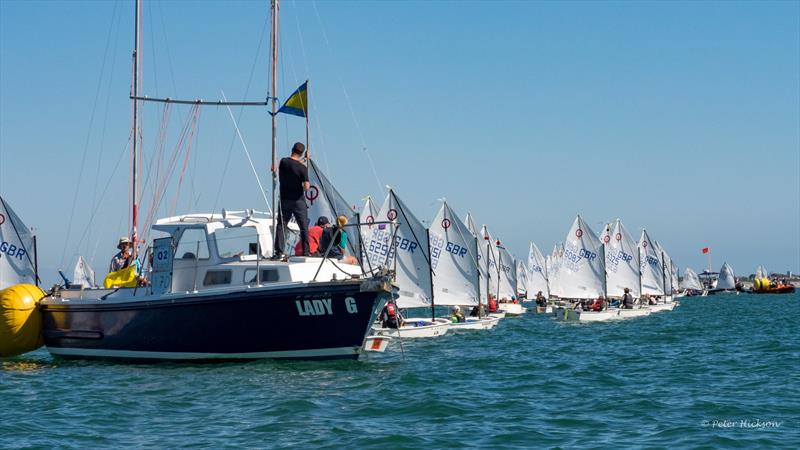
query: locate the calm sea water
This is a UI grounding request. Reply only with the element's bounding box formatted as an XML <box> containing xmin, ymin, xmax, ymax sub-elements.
<box><xmin>1</xmin><ymin>292</ymin><xmax>798</xmax><ymax>448</ymax></box>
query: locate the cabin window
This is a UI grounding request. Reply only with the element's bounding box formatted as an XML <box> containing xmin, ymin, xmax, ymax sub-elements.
<box><xmin>203</xmin><ymin>270</ymin><xmax>232</xmax><ymax>286</ymax></box>
<box><xmin>215</xmin><ymin>226</ymin><xmax>261</xmax><ymax>259</ymax></box>
<box><xmin>175</xmin><ymin>228</ymin><xmax>210</xmax><ymax>260</ymax></box>
<box><xmin>244</xmin><ymin>269</ymin><xmax>281</xmax><ymax>283</ymax></box>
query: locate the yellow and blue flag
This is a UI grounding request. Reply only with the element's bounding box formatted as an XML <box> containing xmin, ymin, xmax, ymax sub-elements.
<box><xmin>278</xmin><ymin>81</ymin><xmax>308</xmax><ymax>118</ymax></box>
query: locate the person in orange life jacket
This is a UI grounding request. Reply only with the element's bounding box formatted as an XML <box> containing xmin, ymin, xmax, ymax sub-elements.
<box><xmin>319</xmin><ymin>215</ymin><xmax>358</xmax><ymax>265</ymax></box>
<box><xmin>589</xmin><ymin>296</ymin><xmax>605</xmax><ymax>312</ymax></box>
<box><xmin>273</xmin><ymin>142</ymin><xmax>310</xmax><ymax>259</ymax></box>
<box><xmin>487</xmin><ymin>295</ymin><xmax>498</xmax><ymax>313</ymax></box>
<box><xmin>294</xmin><ymin>216</ymin><xmax>328</xmax><ymax>256</ymax></box>
<box><xmin>380</xmin><ymin>300</ymin><xmax>403</xmax><ymax>329</ymax></box>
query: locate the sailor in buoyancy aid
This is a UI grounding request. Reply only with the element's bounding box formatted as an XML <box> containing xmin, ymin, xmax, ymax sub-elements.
<box><xmin>622</xmin><ymin>288</ymin><xmax>634</xmax><ymax>309</ymax></box>
<box><xmin>487</xmin><ymin>295</ymin><xmax>499</xmax><ymax>313</ymax></box>
<box><xmin>381</xmin><ymin>300</ymin><xmax>403</xmax><ymax>329</ymax></box>
<box><xmin>450</xmin><ymin>305</ymin><xmax>466</xmax><ymax>323</ymax></box>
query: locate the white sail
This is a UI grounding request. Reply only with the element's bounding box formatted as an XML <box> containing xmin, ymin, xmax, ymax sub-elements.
<box><xmin>604</xmin><ymin>219</ymin><xmax>641</xmax><ymax>298</ymax></box>
<box><xmin>560</xmin><ymin>216</ymin><xmax>605</xmax><ymax>299</ymax></box>
<box><xmin>366</xmin><ymin>190</ymin><xmax>432</xmax><ymax>308</ymax></box>
<box><xmin>359</xmin><ymin>196</ymin><xmax>379</xmax><ymax>264</ymax></box>
<box><xmin>681</xmin><ymin>267</ymin><xmax>703</xmax><ymax>290</ymax></box>
<box><xmin>671</xmin><ymin>263</ymin><xmax>679</xmax><ymax>293</ymax></box>
<box><xmin>495</xmin><ymin>242</ymin><xmax>517</xmax><ymax>300</ymax></box>
<box><xmin>464</xmin><ymin>213</ymin><xmax>489</xmax><ymax>303</ymax></box>
<box><xmin>638</xmin><ymin>230</ymin><xmax>664</xmax><ymax>295</ymax></box>
<box><xmin>717</xmin><ymin>262</ymin><xmax>736</xmax><ymax>290</ymax></box>
<box><xmin>548</xmin><ymin>243</ymin><xmax>563</xmax><ymax>298</ymax></box>
<box><xmin>0</xmin><ymin>196</ymin><xmax>36</xmax><ymax>289</ymax></box>
<box><xmin>661</xmin><ymin>250</ymin><xmax>674</xmax><ymax>294</ymax></box>
<box><xmin>516</xmin><ymin>260</ymin><xmax>528</xmax><ymax>297</ymax></box>
<box><xmin>526</xmin><ymin>242</ymin><xmax>549</xmax><ymax>298</ymax></box>
<box><xmin>755</xmin><ymin>265</ymin><xmax>767</xmax><ymax>279</ymax></box>
<box><xmin>307</xmin><ymin>159</ymin><xmax>360</xmax><ymax>259</ymax></box>
<box><xmin>481</xmin><ymin>225</ymin><xmax>500</xmax><ymax>299</ymax></box>
<box><xmin>72</xmin><ymin>255</ymin><xmax>96</xmax><ymax>289</ymax></box>
<box><xmin>429</xmin><ymin>202</ymin><xmax>479</xmax><ymax>306</ymax></box>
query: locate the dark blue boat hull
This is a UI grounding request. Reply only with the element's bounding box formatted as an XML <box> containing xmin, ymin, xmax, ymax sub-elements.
<box><xmin>40</xmin><ymin>282</ymin><xmax>389</xmax><ymax>361</ymax></box>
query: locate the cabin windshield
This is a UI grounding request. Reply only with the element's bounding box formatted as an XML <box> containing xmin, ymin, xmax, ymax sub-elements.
<box><xmin>215</xmin><ymin>226</ymin><xmax>261</xmax><ymax>259</ymax></box>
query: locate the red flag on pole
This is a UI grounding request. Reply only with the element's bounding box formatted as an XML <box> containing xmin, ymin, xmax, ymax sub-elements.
<box><xmin>702</xmin><ymin>247</ymin><xmax>709</xmax><ymax>254</ymax></box>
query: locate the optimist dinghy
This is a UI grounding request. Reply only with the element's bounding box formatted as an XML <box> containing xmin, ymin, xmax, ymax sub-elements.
<box><xmin>372</xmin><ymin>317</ymin><xmax>450</xmax><ymax>338</ymax></box>
<box><xmin>552</xmin><ymin>216</ymin><xmax>615</xmax><ymax>322</ymax></box>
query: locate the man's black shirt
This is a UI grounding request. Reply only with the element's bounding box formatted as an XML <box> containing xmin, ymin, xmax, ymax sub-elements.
<box><xmin>278</xmin><ymin>157</ymin><xmax>309</xmax><ymax>201</ymax></box>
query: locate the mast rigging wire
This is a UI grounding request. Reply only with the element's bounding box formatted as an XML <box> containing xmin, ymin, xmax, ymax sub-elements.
<box><xmin>211</xmin><ymin>15</ymin><xmax>270</xmax><ymax>216</ymax></box>
<box><xmin>59</xmin><ymin>2</ymin><xmax>120</xmax><ymax>269</ymax></box>
<box><xmin>222</xmin><ymin>90</ymin><xmax>273</xmax><ymax>215</ymax></box>
<box><xmin>311</xmin><ymin>1</ymin><xmax>384</xmax><ymax>197</ymax></box>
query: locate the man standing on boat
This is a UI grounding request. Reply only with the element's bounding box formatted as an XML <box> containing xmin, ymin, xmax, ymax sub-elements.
<box><xmin>274</xmin><ymin>142</ymin><xmax>310</xmax><ymax>259</ymax></box>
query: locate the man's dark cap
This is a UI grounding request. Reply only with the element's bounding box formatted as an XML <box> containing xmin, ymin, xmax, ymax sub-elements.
<box><xmin>316</xmin><ymin>216</ymin><xmax>330</xmax><ymax>226</ymax></box>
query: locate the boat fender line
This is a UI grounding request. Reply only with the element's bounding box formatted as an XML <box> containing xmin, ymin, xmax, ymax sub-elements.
<box><xmin>0</xmin><ymin>284</ymin><xmax>46</xmax><ymax>357</ymax></box>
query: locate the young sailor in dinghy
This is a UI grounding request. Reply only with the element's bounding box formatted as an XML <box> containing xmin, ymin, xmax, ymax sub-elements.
<box><xmin>380</xmin><ymin>300</ymin><xmax>404</xmax><ymax>329</ymax></box>
<box><xmin>588</xmin><ymin>296</ymin><xmax>606</xmax><ymax>312</ymax></box>
<box><xmin>535</xmin><ymin>291</ymin><xmax>547</xmax><ymax>308</ymax></box>
<box><xmin>449</xmin><ymin>306</ymin><xmax>466</xmax><ymax>323</ymax></box>
<box><xmin>487</xmin><ymin>295</ymin><xmax>499</xmax><ymax>313</ymax></box>
<box><xmin>622</xmin><ymin>288</ymin><xmax>634</xmax><ymax>309</ymax></box>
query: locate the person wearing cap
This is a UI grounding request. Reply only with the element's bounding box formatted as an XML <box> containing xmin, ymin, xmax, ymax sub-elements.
<box><xmin>294</xmin><ymin>216</ymin><xmax>328</xmax><ymax>256</ymax></box>
<box><xmin>274</xmin><ymin>142</ymin><xmax>310</xmax><ymax>259</ymax></box>
<box><xmin>109</xmin><ymin>237</ymin><xmax>133</xmax><ymax>272</ymax></box>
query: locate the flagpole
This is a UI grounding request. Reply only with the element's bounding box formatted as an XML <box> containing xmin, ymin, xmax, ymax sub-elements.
<box><xmin>305</xmin><ymin>79</ymin><xmax>310</xmax><ymax>161</ymax></box>
<box><xmin>270</xmin><ymin>0</ymin><xmax>280</xmax><ymax>253</ymax></box>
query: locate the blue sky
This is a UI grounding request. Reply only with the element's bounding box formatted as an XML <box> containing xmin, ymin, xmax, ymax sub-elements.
<box><xmin>1</xmin><ymin>0</ymin><xmax>798</xmax><ymax>284</ymax></box>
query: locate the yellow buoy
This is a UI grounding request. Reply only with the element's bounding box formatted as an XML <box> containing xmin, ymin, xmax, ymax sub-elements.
<box><xmin>762</xmin><ymin>278</ymin><xmax>771</xmax><ymax>290</ymax></box>
<box><xmin>0</xmin><ymin>284</ymin><xmax>46</xmax><ymax>357</ymax></box>
<box><xmin>754</xmin><ymin>278</ymin><xmax>761</xmax><ymax>291</ymax></box>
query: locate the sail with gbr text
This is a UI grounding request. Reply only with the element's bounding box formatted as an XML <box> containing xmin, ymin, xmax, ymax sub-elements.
<box><xmin>366</xmin><ymin>190</ymin><xmax>432</xmax><ymax>308</ymax></box>
<box><xmin>429</xmin><ymin>202</ymin><xmax>479</xmax><ymax>306</ymax></box>
<box><xmin>0</xmin><ymin>196</ymin><xmax>36</xmax><ymax>289</ymax></box>
<box><xmin>560</xmin><ymin>215</ymin><xmax>605</xmax><ymax>299</ymax></box>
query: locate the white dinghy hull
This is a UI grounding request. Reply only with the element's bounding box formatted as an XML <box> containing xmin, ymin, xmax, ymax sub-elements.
<box><xmin>446</xmin><ymin>316</ymin><xmax>500</xmax><ymax>330</ymax></box>
<box><xmin>555</xmin><ymin>308</ymin><xmax>619</xmax><ymax>322</ymax></box>
<box><xmin>371</xmin><ymin>317</ymin><xmax>450</xmax><ymax>338</ymax></box>
<box><xmin>617</xmin><ymin>308</ymin><xmax>651</xmax><ymax>318</ymax></box>
<box><xmin>498</xmin><ymin>302</ymin><xmax>526</xmax><ymax>316</ymax></box>
<box><xmin>648</xmin><ymin>302</ymin><xmax>678</xmax><ymax>312</ymax></box>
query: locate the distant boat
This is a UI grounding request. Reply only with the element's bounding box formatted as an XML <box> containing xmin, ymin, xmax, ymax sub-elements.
<box><xmin>752</xmin><ymin>265</ymin><xmax>795</xmax><ymax>294</ymax></box>
<box><xmin>553</xmin><ymin>215</ymin><xmax>619</xmax><ymax>322</ymax></box>
<box><xmin>679</xmin><ymin>267</ymin><xmax>705</xmax><ymax>296</ymax></box>
<box><xmin>706</xmin><ymin>262</ymin><xmax>738</xmax><ymax>295</ymax></box>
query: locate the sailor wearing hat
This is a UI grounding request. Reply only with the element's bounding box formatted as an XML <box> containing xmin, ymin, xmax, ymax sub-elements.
<box><xmin>109</xmin><ymin>237</ymin><xmax>134</xmax><ymax>272</ymax></box>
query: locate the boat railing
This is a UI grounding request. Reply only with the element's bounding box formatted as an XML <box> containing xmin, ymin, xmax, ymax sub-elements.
<box><xmin>312</xmin><ymin>220</ymin><xmax>398</xmax><ymax>282</ymax></box>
